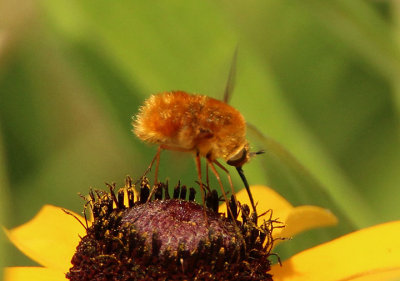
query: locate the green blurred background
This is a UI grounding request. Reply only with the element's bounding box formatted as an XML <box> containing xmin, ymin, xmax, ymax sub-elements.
<box><xmin>1</xmin><ymin>0</ymin><xmax>399</xmax><ymax>273</ymax></box>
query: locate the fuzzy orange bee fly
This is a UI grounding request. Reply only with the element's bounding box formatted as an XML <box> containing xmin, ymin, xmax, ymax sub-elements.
<box><xmin>132</xmin><ymin>50</ymin><xmax>262</xmax><ymax>220</ymax></box>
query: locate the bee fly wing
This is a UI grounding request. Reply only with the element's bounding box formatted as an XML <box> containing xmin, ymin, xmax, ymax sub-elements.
<box><xmin>246</xmin><ymin>122</ymin><xmax>350</xmax><ymax>224</ymax></box>
<box><xmin>247</xmin><ymin>122</ymin><xmax>310</xmax><ymax>179</ymax></box>
<box><xmin>223</xmin><ymin>46</ymin><xmax>238</xmax><ymax>104</ymax></box>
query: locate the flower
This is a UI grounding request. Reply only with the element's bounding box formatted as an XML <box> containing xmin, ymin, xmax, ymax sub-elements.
<box><xmin>65</xmin><ymin>180</ymin><xmax>275</xmax><ymax>280</ymax></box>
<box><xmin>4</xmin><ymin>180</ymin><xmax>400</xmax><ymax>281</ymax></box>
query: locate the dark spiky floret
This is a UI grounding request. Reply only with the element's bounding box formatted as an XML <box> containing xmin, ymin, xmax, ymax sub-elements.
<box><xmin>66</xmin><ymin>177</ymin><xmax>279</xmax><ymax>281</ymax></box>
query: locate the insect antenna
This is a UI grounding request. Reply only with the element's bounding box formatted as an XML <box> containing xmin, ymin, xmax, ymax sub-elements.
<box><xmin>235</xmin><ymin>166</ymin><xmax>258</xmax><ymax>224</ymax></box>
<box><xmin>250</xmin><ymin>150</ymin><xmax>265</xmax><ymax>157</ymax></box>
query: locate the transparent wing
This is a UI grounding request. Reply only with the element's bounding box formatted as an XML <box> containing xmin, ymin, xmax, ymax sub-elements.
<box><xmin>223</xmin><ymin>46</ymin><xmax>238</xmax><ymax>104</ymax></box>
<box><xmin>247</xmin><ymin>123</ymin><xmax>356</xmax><ymax>232</ymax></box>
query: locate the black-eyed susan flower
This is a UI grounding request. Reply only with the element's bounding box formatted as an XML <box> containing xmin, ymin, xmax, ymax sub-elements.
<box><xmin>4</xmin><ymin>178</ymin><xmax>400</xmax><ymax>281</ymax></box>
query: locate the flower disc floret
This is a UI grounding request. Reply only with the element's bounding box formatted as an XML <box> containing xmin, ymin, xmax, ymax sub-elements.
<box><xmin>66</xmin><ymin>177</ymin><xmax>276</xmax><ymax>281</ymax></box>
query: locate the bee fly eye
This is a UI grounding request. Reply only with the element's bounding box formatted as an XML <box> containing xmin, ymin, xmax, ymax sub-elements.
<box><xmin>227</xmin><ymin>147</ymin><xmax>248</xmax><ymax>167</ymax></box>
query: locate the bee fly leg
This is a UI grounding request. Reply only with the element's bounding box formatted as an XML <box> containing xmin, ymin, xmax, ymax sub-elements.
<box><xmin>213</xmin><ymin>160</ymin><xmax>239</xmax><ymax>211</ymax></box>
<box><xmin>195</xmin><ymin>151</ymin><xmax>208</xmax><ymax>223</ymax></box>
<box><xmin>145</xmin><ymin>145</ymin><xmax>162</xmax><ymax>203</ymax></box>
<box><xmin>205</xmin><ymin>162</ymin><xmax>210</xmax><ymax>192</ymax></box>
<box><xmin>206</xmin><ymin>158</ymin><xmax>237</xmax><ymax>226</ymax></box>
<box><xmin>140</xmin><ymin>146</ymin><xmax>162</xmax><ymax>181</ymax></box>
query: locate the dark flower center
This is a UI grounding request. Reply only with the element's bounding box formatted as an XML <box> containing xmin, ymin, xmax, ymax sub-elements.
<box><xmin>66</xmin><ymin>177</ymin><xmax>276</xmax><ymax>281</ymax></box>
<box><xmin>122</xmin><ymin>199</ymin><xmax>244</xmax><ymax>254</ymax></box>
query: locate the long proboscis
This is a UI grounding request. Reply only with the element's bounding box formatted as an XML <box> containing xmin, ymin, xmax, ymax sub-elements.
<box><xmin>236</xmin><ymin>166</ymin><xmax>258</xmax><ymax>223</ymax></box>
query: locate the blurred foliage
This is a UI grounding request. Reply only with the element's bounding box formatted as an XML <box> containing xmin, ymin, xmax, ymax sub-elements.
<box><xmin>1</xmin><ymin>0</ymin><xmax>399</xmax><ymax>268</ymax></box>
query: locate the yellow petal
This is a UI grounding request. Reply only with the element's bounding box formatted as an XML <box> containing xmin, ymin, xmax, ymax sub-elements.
<box><xmin>348</xmin><ymin>267</ymin><xmax>400</xmax><ymax>281</ymax></box>
<box><xmin>278</xmin><ymin>205</ymin><xmax>338</xmax><ymax>239</ymax></box>
<box><xmin>271</xmin><ymin>221</ymin><xmax>400</xmax><ymax>281</ymax></box>
<box><xmin>220</xmin><ymin>185</ymin><xmax>292</xmax><ymax>221</ymax></box>
<box><xmin>5</xmin><ymin>205</ymin><xmax>86</xmax><ymax>272</ymax></box>
<box><xmin>220</xmin><ymin>185</ymin><xmax>337</xmax><ymax>239</ymax></box>
<box><xmin>4</xmin><ymin>267</ymin><xmax>66</xmax><ymax>281</ymax></box>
